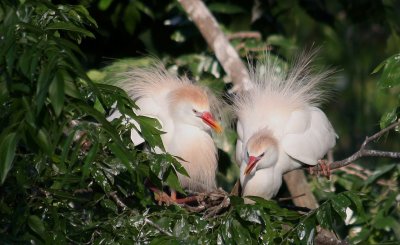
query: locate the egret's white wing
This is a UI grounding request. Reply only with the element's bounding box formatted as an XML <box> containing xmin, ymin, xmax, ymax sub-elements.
<box><xmin>281</xmin><ymin>107</ymin><xmax>336</xmax><ymax>166</ymax></box>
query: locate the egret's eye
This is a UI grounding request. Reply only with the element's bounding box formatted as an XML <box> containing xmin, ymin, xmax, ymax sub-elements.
<box><xmin>246</xmin><ymin>151</ymin><xmax>249</xmax><ymax>158</ymax></box>
<box><xmin>259</xmin><ymin>152</ymin><xmax>265</xmax><ymax>158</ymax></box>
<box><xmin>192</xmin><ymin>109</ymin><xmax>198</xmax><ymax>114</ymax></box>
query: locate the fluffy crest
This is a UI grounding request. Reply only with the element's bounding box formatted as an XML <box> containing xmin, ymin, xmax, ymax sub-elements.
<box><xmin>233</xmin><ymin>50</ymin><xmax>334</xmax><ymax>115</ymax></box>
<box><xmin>113</xmin><ymin>61</ymin><xmax>224</xmax><ymax>127</ymax></box>
<box><xmin>115</xmin><ymin>63</ymin><xmax>190</xmax><ymax>101</ymax></box>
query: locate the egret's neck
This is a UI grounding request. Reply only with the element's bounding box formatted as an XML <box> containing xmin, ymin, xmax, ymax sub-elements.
<box><xmin>167</xmin><ymin>123</ymin><xmax>217</xmax><ymax>192</ymax></box>
<box><xmin>240</xmin><ymin>166</ymin><xmax>282</xmax><ymax>201</ymax></box>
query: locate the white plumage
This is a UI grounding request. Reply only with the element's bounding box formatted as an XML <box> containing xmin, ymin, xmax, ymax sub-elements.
<box><xmin>234</xmin><ymin>52</ymin><xmax>337</xmax><ymax>201</ymax></box>
<box><xmin>108</xmin><ymin>64</ymin><xmax>222</xmax><ymax>193</ymax></box>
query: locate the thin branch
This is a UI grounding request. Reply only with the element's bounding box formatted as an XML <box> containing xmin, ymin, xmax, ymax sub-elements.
<box><xmin>108</xmin><ymin>191</ymin><xmax>128</xmax><ymax>210</ymax></box>
<box><xmin>178</xmin><ymin>0</ymin><xmax>252</xmax><ymax>92</ymax></box>
<box><xmin>361</xmin><ymin>119</ymin><xmax>400</xmax><ymax>148</ymax></box>
<box><xmin>227</xmin><ymin>31</ymin><xmax>262</xmax><ymax>40</ymax></box>
<box><xmin>278</xmin><ymin>193</ymin><xmax>306</xmax><ymax>201</ymax></box>
<box><xmin>310</xmin><ymin>120</ymin><xmax>400</xmax><ymax>172</ymax></box>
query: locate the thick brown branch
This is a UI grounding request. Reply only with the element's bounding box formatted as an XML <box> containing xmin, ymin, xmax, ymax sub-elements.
<box><xmin>178</xmin><ymin>0</ymin><xmax>252</xmax><ymax>92</ymax></box>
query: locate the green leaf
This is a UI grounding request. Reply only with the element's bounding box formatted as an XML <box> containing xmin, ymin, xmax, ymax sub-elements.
<box><xmin>165</xmin><ymin>167</ymin><xmax>185</xmax><ymax>194</ymax></box>
<box><xmin>123</xmin><ymin>3</ymin><xmax>140</xmax><ymax>35</ymax></box>
<box><xmin>28</xmin><ymin>215</ymin><xmax>46</xmax><ymax>237</ymax></box>
<box><xmin>64</xmin><ymin>79</ymin><xmax>82</xmax><ymax>99</ymax></box>
<box><xmin>108</xmin><ymin>142</ymin><xmax>133</xmax><ymax>172</ymax></box>
<box><xmin>82</xmin><ymin>141</ymin><xmax>99</xmax><ymax>179</ymax></box>
<box><xmin>297</xmin><ymin>217</ymin><xmax>316</xmax><ymax>245</ymax></box>
<box><xmin>18</xmin><ymin>49</ymin><xmax>33</xmax><ymax>77</ymax></box>
<box><xmin>167</xmin><ymin>154</ymin><xmax>189</xmax><ymax>177</ymax></box>
<box><xmin>316</xmin><ymin>203</ymin><xmax>333</xmax><ymax>231</ymax></box>
<box><xmin>208</xmin><ymin>3</ymin><xmax>245</xmax><ymax>14</ymax></box>
<box><xmin>37</xmin><ymin>128</ymin><xmax>52</xmax><ymax>155</ymax></box>
<box><xmin>231</xmin><ymin>219</ymin><xmax>252</xmax><ymax>243</ymax></box>
<box><xmin>46</xmin><ymin>22</ymin><xmax>95</xmax><ymax>38</ymax></box>
<box><xmin>36</xmin><ymin>60</ymin><xmax>55</xmax><ymax>113</ymax></box>
<box><xmin>343</xmin><ymin>192</ymin><xmax>366</xmax><ymax>221</ymax></box>
<box><xmin>375</xmin><ymin>53</ymin><xmax>400</xmax><ymax>88</ymax></box>
<box><xmin>92</xmin><ymin>168</ymin><xmax>112</xmax><ymax>193</ymax></box>
<box><xmin>98</xmin><ymin>0</ymin><xmax>114</xmax><ymax>10</ymax></box>
<box><xmin>132</xmin><ymin>115</ymin><xmax>165</xmax><ymax>151</ymax></box>
<box><xmin>380</xmin><ymin>108</ymin><xmax>398</xmax><ymax>129</ymax></box>
<box><xmin>101</xmin><ymin>199</ymin><xmax>118</xmax><ymax>213</ymax></box>
<box><xmin>135</xmin><ymin>1</ymin><xmax>155</xmax><ymax>19</ymax></box>
<box><xmin>331</xmin><ymin>193</ymin><xmax>351</xmax><ymax>220</ymax></box>
<box><xmin>0</xmin><ymin>132</ymin><xmax>18</xmax><ymax>185</ymax></box>
<box><xmin>267</xmin><ymin>35</ymin><xmax>297</xmax><ymax>51</ymax></box>
<box><xmin>49</xmin><ymin>70</ymin><xmax>65</xmax><ymax>117</ymax></box>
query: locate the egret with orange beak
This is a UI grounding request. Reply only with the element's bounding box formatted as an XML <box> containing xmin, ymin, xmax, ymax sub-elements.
<box><xmin>108</xmin><ymin>64</ymin><xmax>222</xmax><ymax>202</ymax></box>
<box><xmin>234</xmin><ymin>51</ymin><xmax>337</xmax><ymax>202</ymax></box>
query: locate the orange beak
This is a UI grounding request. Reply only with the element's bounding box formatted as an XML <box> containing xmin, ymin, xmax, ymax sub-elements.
<box><xmin>244</xmin><ymin>156</ymin><xmax>259</xmax><ymax>175</ymax></box>
<box><xmin>199</xmin><ymin>112</ymin><xmax>223</xmax><ymax>133</ymax></box>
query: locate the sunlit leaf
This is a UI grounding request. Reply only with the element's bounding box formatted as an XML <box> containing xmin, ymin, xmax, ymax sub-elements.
<box><xmin>331</xmin><ymin>193</ymin><xmax>351</xmax><ymax>220</ymax></box>
<box><xmin>98</xmin><ymin>0</ymin><xmax>114</xmax><ymax>10</ymax></box>
<box><xmin>316</xmin><ymin>203</ymin><xmax>333</xmax><ymax>231</ymax></box>
<box><xmin>46</xmin><ymin>22</ymin><xmax>95</xmax><ymax>38</ymax></box>
<box><xmin>380</xmin><ymin>108</ymin><xmax>398</xmax><ymax>129</ymax></box>
<box><xmin>374</xmin><ymin>53</ymin><xmax>400</xmax><ymax>88</ymax></box>
<box><xmin>297</xmin><ymin>218</ymin><xmax>316</xmax><ymax>245</ymax></box>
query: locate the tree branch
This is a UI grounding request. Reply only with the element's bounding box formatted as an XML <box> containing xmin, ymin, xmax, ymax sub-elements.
<box><xmin>310</xmin><ymin>120</ymin><xmax>400</xmax><ymax>172</ymax></box>
<box><xmin>178</xmin><ymin>0</ymin><xmax>252</xmax><ymax>92</ymax></box>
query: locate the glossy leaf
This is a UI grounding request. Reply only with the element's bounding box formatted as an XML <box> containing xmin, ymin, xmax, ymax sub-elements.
<box><xmin>374</xmin><ymin>53</ymin><xmax>400</xmax><ymax>88</ymax></box>
<box><xmin>297</xmin><ymin>218</ymin><xmax>316</xmax><ymax>245</ymax></box>
<box><xmin>46</xmin><ymin>22</ymin><xmax>95</xmax><ymax>38</ymax></box>
<box><xmin>380</xmin><ymin>108</ymin><xmax>398</xmax><ymax>129</ymax></box>
<box><xmin>331</xmin><ymin>193</ymin><xmax>351</xmax><ymax>220</ymax></box>
<box><xmin>316</xmin><ymin>203</ymin><xmax>333</xmax><ymax>231</ymax></box>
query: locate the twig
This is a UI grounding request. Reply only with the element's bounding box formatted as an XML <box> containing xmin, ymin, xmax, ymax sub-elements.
<box><xmin>227</xmin><ymin>31</ymin><xmax>262</xmax><ymax>40</ymax></box>
<box><xmin>278</xmin><ymin>193</ymin><xmax>306</xmax><ymax>201</ymax></box>
<box><xmin>144</xmin><ymin>218</ymin><xmax>174</xmax><ymax>237</ymax></box>
<box><xmin>108</xmin><ymin>191</ymin><xmax>128</xmax><ymax>210</ymax></box>
<box><xmin>310</xmin><ymin>120</ymin><xmax>400</xmax><ymax>172</ymax></box>
<box><xmin>178</xmin><ymin>0</ymin><xmax>252</xmax><ymax>92</ymax></box>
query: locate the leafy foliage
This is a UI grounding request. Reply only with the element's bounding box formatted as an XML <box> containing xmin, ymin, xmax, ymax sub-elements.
<box><xmin>1</xmin><ymin>0</ymin><xmax>399</xmax><ymax>244</ymax></box>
